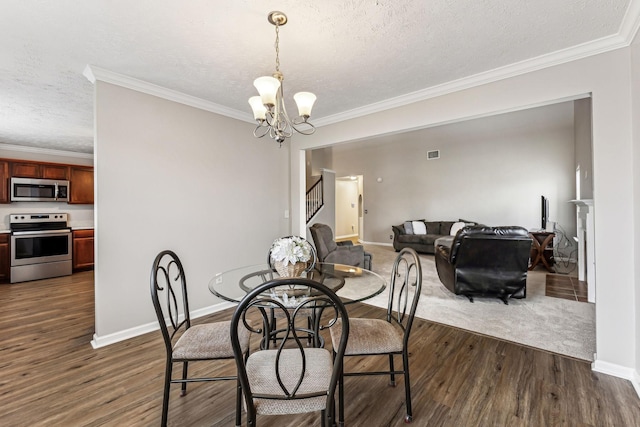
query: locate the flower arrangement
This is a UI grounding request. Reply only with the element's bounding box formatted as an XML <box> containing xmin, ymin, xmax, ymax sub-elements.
<box><xmin>270</xmin><ymin>236</ymin><xmax>312</xmax><ymax>266</ymax></box>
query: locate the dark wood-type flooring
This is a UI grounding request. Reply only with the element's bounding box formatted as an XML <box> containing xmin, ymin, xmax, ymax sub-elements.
<box><xmin>1</xmin><ymin>272</ymin><xmax>639</xmax><ymax>426</ymax></box>
<box><xmin>545</xmin><ymin>274</ymin><xmax>589</xmax><ymax>302</ymax></box>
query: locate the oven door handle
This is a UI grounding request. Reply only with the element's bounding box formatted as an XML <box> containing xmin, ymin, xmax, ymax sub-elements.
<box><xmin>12</xmin><ymin>229</ymin><xmax>71</xmax><ymax>236</ymax></box>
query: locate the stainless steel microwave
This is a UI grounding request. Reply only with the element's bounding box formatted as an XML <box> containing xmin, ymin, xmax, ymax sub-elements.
<box><xmin>10</xmin><ymin>177</ymin><xmax>70</xmax><ymax>202</ymax></box>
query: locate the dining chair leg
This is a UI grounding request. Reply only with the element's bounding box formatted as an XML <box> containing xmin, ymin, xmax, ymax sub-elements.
<box><xmin>235</xmin><ymin>378</ymin><xmax>242</xmax><ymax>426</ymax></box>
<box><xmin>403</xmin><ymin>351</ymin><xmax>413</xmax><ymax>423</ymax></box>
<box><xmin>161</xmin><ymin>359</ymin><xmax>172</xmax><ymax>427</ymax></box>
<box><xmin>338</xmin><ymin>367</ymin><xmax>345</xmax><ymax>427</ymax></box>
<box><xmin>180</xmin><ymin>361</ymin><xmax>189</xmax><ymax>396</ymax></box>
<box><xmin>388</xmin><ymin>354</ymin><xmax>396</xmax><ymax>386</ymax></box>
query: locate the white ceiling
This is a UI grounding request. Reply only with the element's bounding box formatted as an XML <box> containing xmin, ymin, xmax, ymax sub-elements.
<box><xmin>1</xmin><ymin>0</ymin><xmax>638</xmax><ymax>155</ymax></box>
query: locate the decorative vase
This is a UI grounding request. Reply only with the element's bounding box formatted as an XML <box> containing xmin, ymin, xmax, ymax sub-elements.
<box><xmin>274</xmin><ymin>260</ymin><xmax>306</xmax><ymax>278</ymax></box>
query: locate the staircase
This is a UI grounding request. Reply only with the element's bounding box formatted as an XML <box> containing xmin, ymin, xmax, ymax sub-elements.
<box><xmin>306</xmin><ymin>175</ymin><xmax>323</xmax><ymax>223</ymax></box>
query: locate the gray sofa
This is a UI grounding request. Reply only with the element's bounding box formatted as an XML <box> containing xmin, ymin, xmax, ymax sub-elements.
<box><xmin>392</xmin><ymin>219</ymin><xmax>479</xmax><ymax>254</ymax></box>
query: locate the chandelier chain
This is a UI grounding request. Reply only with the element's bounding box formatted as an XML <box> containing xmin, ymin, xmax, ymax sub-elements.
<box><xmin>274</xmin><ymin>24</ymin><xmax>280</xmax><ymax>73</ymax></box>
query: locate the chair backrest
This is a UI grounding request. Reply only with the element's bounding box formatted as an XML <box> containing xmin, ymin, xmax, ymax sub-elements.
<box><xmin>150</xmin><ymin>250</ymin><xmax>190</xmax><ymax>356</ymax></box>
<box><xmin>449</xmin><ymin>226</ymin><xmax>531</xmax><ymax>268</ymax></box>
<box><xmin>309</xmin><ymin>223</ymin><xmax>338</xmax><ymax>261</ymax></box>
<box><xmin>387</xmin><ymin>248</ymin><xmax>422</xmax><ymax>347</ymax></box>
<box><xmin>267</xmin><ymin>235</ymin><xmax>317</xmax><ymax>273</ymax></box>
<box><xmin>230</xmin><ymin>278</ymin><xmax>349</xmax><ymax>418</ymax></box>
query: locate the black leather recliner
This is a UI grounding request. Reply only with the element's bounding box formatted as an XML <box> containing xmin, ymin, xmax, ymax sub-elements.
<box><xmin>435</xmin><ymin>226</ymin><xmax>532</xmax><ymax>304</ymax></box>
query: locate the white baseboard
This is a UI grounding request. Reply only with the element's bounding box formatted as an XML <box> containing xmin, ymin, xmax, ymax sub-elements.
<box><xmin>592</xmin><ymin>358</ymin><xmax>640</xmax><ymax>399</ymax></box>
<box><xmin>360</xmin><ymin>240</ymin><xmax>393</xmax><ymax>247</ymax></box>
<box><xmin>91</xmin><ymin>301</ymin><xmax>235</xmax><ymax>349</ymax></box>
<box><xmin>554</xmin><ymin>256</ymin><xmax>577</xmax><ymax>263</ymax></box>
<box><xmin>335</xmin><ymin>233</ymin><xmax>358</xmax><ymax>240</ymax></box>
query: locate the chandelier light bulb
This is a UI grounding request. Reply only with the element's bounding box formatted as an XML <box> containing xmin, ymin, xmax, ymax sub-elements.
<box><xmin>293</xmin><ymin>92</ymin><xmax>317</xmax><ymax>118</ymax></box>
<box><xmin>248</xmin><ymin>96</ymin><xmax>267</xmax><ymax>121</ymax></box>
<box><xmin>254</xmin><ymin>76</ymin><xmax>281</xmax><ymax>107</ymax></box>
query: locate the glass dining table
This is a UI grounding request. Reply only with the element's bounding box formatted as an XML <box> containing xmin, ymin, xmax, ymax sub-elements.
<box><xmin>209</xmin><ymin>262</ymin><xmax>386</xmax><ymax>304</ymax></box>
<box><xmin>208</xmin><ymin>262</ymin><xmax>387</xmax><ymax>348</ymax></box>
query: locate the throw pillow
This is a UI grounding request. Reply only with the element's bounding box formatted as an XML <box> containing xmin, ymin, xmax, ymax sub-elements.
<box><xmin>450</xmin><ymin>221</ymin><xmax>466</xmax><ymax>236</ymax></box>
<box><xmin>412</xmin><ymin>221</ymin><xmax>427</xmax><ymax>235</ymax></box>
<box><xmin>403</xmin><ymin>221</ymin><xmax>414</xmax><ymax>234</ymax></box>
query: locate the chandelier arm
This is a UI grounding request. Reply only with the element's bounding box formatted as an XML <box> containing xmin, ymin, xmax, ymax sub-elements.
<box><xmin>253</xmin><ymin>124</ymin><xmax>271</xmax><ymax>138</ymax></box>
<box><xmin>290</xmin><ymin>120</ymin><xmax>316</xmax><ymax>136</ymax></box>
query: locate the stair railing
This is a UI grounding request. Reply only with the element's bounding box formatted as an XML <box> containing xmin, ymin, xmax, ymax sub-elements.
<box><xmin>306</xmin><ymin>176</ymin><xmax>324</xmax><ymax>223</ymax></box>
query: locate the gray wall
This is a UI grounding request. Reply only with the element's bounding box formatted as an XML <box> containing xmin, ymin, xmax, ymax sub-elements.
<box><xmin>574</xmin><ymin>98</ymin><xmax>593</xmax><ymax>200</ymax></box>
<box><xmin>93</xmin><ymin>81</ymin><xmax>289</xmax><ymax>341</ymax></box>
<box><xmin>316</xmin><ymin>102</ymin><xmax>577</xmax><ymax>245</ymax></box>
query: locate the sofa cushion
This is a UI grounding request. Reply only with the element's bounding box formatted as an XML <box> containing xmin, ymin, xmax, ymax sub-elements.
<box><xmin>403</xmin><ymin>221</ymin><xmax>414</xmax><ymax>234</ymax></box>
<box><xmin>439</xmin><ymin>221</ymin><xmax>456</xmax><ymax>235</ymax></box>
<box><xmin>450</xmin><ymin>221</ymin><xmax>466</xmax><ymax>236</ymax></box>
<box><xmin>412</xmin><ymin>221</ymin><xmax>427</xmax><ymax>235</ymax></box>
<box><xmin>424</xmin><ymin>221</ymin><xmax>441</xmax><ymax>235</ymax></box>
<box><xmin>398</xmin><ymin>234</ymin><xmax>438</xmax><ymax>245</ymax></box>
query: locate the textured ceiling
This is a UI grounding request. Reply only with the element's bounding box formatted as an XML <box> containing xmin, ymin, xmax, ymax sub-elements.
<box><xmin>0</xmin><ymin>0</ymin><xmax>637</xmax><ymax>154</ymax></box>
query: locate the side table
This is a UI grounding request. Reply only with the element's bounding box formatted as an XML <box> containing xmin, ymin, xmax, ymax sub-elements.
<box><xmin>529</xmin><ymin>231</ymin><xmax>555</xmax><ymax>272</ymax></box>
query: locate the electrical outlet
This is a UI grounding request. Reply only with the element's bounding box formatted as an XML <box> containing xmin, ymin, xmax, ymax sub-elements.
<box><xmin>390</xmin><ymin>234</ymin><xmax>393</xmax><ymax>240</ymax></box>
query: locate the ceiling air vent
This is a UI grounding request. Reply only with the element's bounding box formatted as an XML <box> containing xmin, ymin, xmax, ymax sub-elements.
<box><xmin>427</xmin><ymin>150</ymin><xmax>440</xmax><ymax>160</ymax></box>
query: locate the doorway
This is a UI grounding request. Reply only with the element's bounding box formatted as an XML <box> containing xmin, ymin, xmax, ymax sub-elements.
<box><xmin>335</xmin><ymin>175</ymin><xmax>363</xmax><ymax>242</ymax></box>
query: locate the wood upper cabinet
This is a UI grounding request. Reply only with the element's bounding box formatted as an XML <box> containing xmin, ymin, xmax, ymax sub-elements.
<box><xmin>0</xmin><ymin>161</ymin><xmax>9</xmax><ymax>204</ymax></box>
<box><xmin>0</xmin><ymin>158</ymin><xmax>93</xmax><ymax>205</ymax></box>
<box><xmin>42</xmin><ymin>165</ymin><xmax>69</xmax><ymax>180</ymax></box>
<box><xmin>11</xmin><ymin>162</ymin><xmax>41</xmax><ymax>178</ymax></box>
<box><xmin>10</xmin><ymin>161</ymin><xmax>69</xmax><ymax>180</ymax></box>
<box><xmin>69</xmin><ymin>167</ymin><xmax>94</xmax><ymax>204</ymax></box>
<box><xmin>72</xmin><ymin>229</ymin><xmax>94</xmax><ymax>272</ymax></box>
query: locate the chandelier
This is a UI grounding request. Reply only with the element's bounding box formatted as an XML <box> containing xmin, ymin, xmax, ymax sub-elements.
<box><xmin>248</xmin><ymin>11</ymin><xmax>316</xmax><ymax>146</ymax></box>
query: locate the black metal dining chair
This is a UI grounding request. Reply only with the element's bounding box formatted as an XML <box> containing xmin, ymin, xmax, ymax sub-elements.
<box><xmin>329</xmin><ymin>247</ymin><xmax>422</xmax><ymax>424</ymax></box>
<box><xmin>230</xmin><ymin>277</ymin><xmax>350</xmax><ymax>426</ymax></box>
<box><xmin>150</xmin><ymin>250</ymin><xmax>251</xmax><ymax>427</ymax></box>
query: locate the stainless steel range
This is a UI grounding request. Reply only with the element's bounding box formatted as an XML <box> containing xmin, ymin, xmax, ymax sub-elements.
<box><xmin>10</xmin><ymin>213</ymin><xmax>72</xmax><ymax>283</ymax></box>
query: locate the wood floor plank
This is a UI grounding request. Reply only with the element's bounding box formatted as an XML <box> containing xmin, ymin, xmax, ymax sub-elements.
<box><xmin>1</xmin><ymin>272</ymin><xmax>639</xmax><ymax>426</ymax></box>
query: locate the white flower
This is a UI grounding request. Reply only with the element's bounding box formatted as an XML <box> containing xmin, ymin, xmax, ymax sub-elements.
<box><xmin>270</xmin><ymin>236</ymin><xmax>312</xmax><ymax>266</ymax></box>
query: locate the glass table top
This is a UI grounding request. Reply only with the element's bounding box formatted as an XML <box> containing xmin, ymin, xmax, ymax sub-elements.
<box><xmin>209</xmin><ymin>262</ymin><xmax>386</xmax><ymax>304</ymax></box>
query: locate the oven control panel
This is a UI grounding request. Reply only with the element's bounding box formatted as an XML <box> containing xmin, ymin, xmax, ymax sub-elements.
<box><xmin>10</xmin><ymin>213</ymin><xmax>68</xmax><ymax>224</ymax></box>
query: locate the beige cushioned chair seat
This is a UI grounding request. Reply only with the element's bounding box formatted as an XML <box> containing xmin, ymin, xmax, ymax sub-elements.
<box><xmin>173</xmin><ymin>320</ymin><xmax>249</xmax><ymax>360</ymax></box>
<box><xmin>331</xmin><ymin>318</ymin><xmax>404</xmax><ymax>355</ymax></box>
<box><xmin>246</xmin><ymin>348</ymin><xmax>332</xmax><ymax>415</ymax></box>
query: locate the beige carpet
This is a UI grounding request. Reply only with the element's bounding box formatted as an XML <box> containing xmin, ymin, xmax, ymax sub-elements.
<box><xmin>360</xmin><ymin>244</ymin><xmax>596</xmax><ymax>361</ymax></box>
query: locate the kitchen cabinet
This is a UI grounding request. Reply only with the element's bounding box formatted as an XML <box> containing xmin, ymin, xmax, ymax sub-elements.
<box><xmin>42</xmin><ymin>165</ymin><xmax>69</xmax><ymax>180</ymax></box>
<box><xmin>11</xmin><ymin>162</ymin><xmax>41</xmax><ymax>178</ymax></box>
<box><xmin>69</xmin><ymin>167</ymin><xmax>94</xmax><ymax>204</ymax></box>
<box><xmin>0</xmin><ymin>161</ymin><xmax>9</xmax><ymax>204</ymax></box>
<box><xmin>73</xmin><ymin>229</ymin><xmax>94</xmax><ymax>271</ymax></box>
<box><xmin>10</xmin><ymin>161</ymin><xmax>69</xmax><ymax>180</ymax></box>
<box><xmin>0</xmin><ymin>158</ymin><xmax>93</xmax><ymax>205</ymax></box>
<box><xmin>0</xmin><ymin>233</ymin><xmax>10</xmax><ymax>283</ymax></box>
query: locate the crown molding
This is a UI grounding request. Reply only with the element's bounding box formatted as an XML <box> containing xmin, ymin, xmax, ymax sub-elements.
<box><xmin>621</xmin><ymin>0</ymin><xmax>640</xmax><ymax>45</ymax></box>
<box><xmin>0</xmin><ymin>142</ymin><xmax>93</xmax><ymax>160</ymax></box>
<box><xmin>83</xmin><ymin>65</ymin><xmax>255</xmax><ymax>124</ymax></box>
<box><xmin>84</xmin><ymin>2</ymin><xmax>640</xmax><ymax>130</ymax></box>
<box><xmin>314</xmin><ymin>13</ymin><xmax>639</xmax><ymax>127</ymax></box>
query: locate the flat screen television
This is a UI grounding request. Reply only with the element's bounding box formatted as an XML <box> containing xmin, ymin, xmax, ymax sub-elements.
<box><xmin>541</xmin><ymin>195</ymin><xmax>549</xmax><ymax>230</ymax></box>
